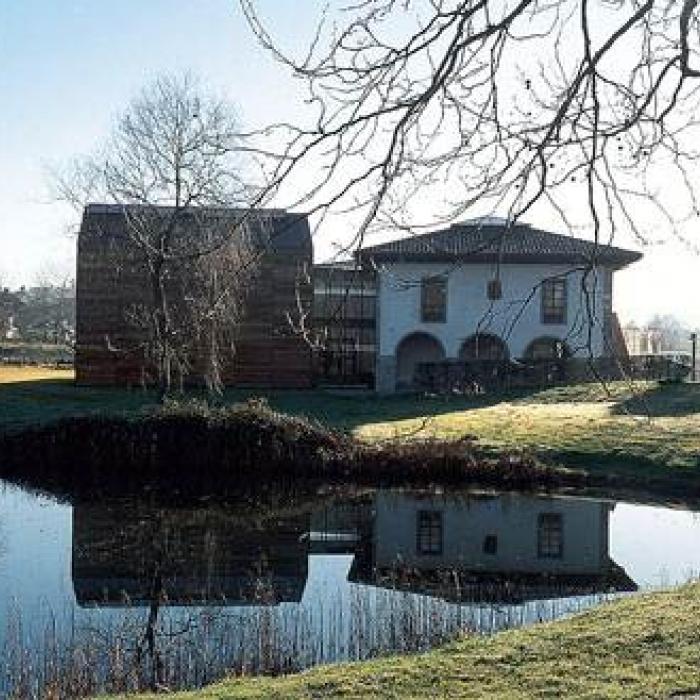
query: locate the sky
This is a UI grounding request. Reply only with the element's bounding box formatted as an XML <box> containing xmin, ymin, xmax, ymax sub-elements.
<box><xmin>0</xmin><ymin>0</ymin><xmax>698</xmax><ymax>329</ymax></box>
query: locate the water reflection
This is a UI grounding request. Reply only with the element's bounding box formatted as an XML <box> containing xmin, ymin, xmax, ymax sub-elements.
<box><xmin>72</xmin><ymin>492</ymin><xmax>639</xmax><ymax>610</ymax></box>
<box><xmin>73</xmin><ymin>505</ymin><xmax>309</xmax><ymax>606</ymax></box>
<box><xmin>347</xmin><ymin>492</ymin><xmax>637</xmax><ymax>603</ymax></box>
<box><xmin>1</xmin><ymin>483</ymin><xmax>699</xmax><ymax>697</ymax></box>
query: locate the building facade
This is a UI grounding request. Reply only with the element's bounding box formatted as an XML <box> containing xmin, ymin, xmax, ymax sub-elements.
<box><xmin>359</xmin><ymin>220</ymin><xmax>641</xmax><ymax>392</ymax></box>
<box><xmin>76</xmin><ymin>210</ymin><xmax>641</xmax><ymax>392</ymax></box>
<box><xmin>312</xmin><ymin>262</ymin><xmax>376</xmax><ymax>386</ymax></box>
<box><xmin>75</xmin><ymin>204</ymin><xmax>314</xmax><ymax>388</ymax></box>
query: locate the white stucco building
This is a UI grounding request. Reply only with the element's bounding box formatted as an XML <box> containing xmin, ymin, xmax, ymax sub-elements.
<box><xmin>359</xmin><ymin>219</ymin><xmax>641</xmax><ymax>392</ymax></box>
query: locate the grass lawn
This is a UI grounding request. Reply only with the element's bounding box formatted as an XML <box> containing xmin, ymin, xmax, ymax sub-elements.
<box><xmin>357</xmin><ymin>384</ymin><xmax>700</xmax><ymax>481</ymax></box>
<box><xmin>102</xmin><ymin>582</ymin><xmax>700</xmax><ymax>699</ymax></box>
<box><xmin>0</xmin><ymin>366</ymin><xmax>153</xmax><ymax>430</ymax></box>
<box><xmin>1</xmin><ymin>366</ymin><xmax>699</xmax><ymax>484</ymax></box>
<box><xmin>0</xmin><ymin>365</ymin><xmax>75</xmax><ymax>384</ymax></box>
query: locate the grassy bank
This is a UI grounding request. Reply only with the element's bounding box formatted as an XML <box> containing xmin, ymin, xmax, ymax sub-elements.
<box><xmin>357</xmin><ymin>382</ymin><xmax>700</xmax><ymax>482</ymax></box>
<box><xmin>102</xmin><ymin>582</ymin><xmax>700</xmax><ymax>699</ymax></box>
<box><xmin>1</xmin><ymin>366</ymin><xmax>699</xmax><ymax>491</ymax></box>
<box><xmin>0</xmin><ymin>401</ymin><xmax>582</xmax><ymax>501</ymax></box>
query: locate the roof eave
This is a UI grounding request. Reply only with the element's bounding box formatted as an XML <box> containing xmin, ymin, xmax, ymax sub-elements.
<box><xmin>360</xmin><ymin>251</ymin><xmax>643</xmax><ymax>267</ymax></box>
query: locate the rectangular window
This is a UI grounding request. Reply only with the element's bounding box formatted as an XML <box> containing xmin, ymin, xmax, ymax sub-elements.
<box><xmin>541</xmin><ymin>278</ymin><xmax>567</xmax><ymax>324</ymax></box>
<box><xmin>421</xmin><ymin>277</ymin><xmax>447</xmax><ymax>323</ymax></box>
<box><xmin>483</xmin><ymin>534</ymin><xmax>498</xmax><ymax>555</ymax></box>
<box><xmin>416</xmin><ymin>510</ymin><xmax>443</xmax><ymax>555</ymax></box>
<box><xmin>537</xmin><ymin>513</ymin><xmax>564</xmax><ymax>558</ymax></box>
<box><xmin>487</xmin><ymin>279</ymin><xmax>502</xmax><ymax>301</ymax></box>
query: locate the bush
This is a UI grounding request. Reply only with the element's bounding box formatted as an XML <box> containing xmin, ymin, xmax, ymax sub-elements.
<box><xmin>0</xmin><ymin>398</ymin><xmax>594</xmax><ymax>501</ymax></box>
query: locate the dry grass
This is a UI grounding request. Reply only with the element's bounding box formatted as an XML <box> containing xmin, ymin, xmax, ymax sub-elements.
<box><xmin>0</xmin><ymin>365</ymin><xmax>74</xmax><ymax>384</ymax></box>
<box><xmin>102</xmin><ymin>582</ymin><xmax>700</xmax><ymax>699</ymax></box>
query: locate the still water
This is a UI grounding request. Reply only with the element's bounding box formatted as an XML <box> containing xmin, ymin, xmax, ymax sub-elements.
<box><xmin>0</xmin><ymin>481</ymin><xmax>699</xmax><ymax>696</ymax></box>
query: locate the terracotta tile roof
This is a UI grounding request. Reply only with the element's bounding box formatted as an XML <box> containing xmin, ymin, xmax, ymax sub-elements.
<box><xmin>359</xmin><ymin>222</ymin><xmax>642</xmax><ymax>268</ymax></box>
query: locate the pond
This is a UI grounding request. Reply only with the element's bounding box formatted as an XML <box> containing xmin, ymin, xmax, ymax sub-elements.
<box><xmin>1</xmin><ymin>481</ymin><xmax>699</xmax><ymax>697</ymax></box>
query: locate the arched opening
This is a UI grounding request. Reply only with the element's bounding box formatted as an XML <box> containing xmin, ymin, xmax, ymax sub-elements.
<box><xmin>395</xmin><ymin>332</ymin><xmax>446</xmax><ymax>389</ymax></box>
<box><xmin>523</xmin><ymin>337</ymin><xmax>571</xmax><ymax>361</ymax></box>
<box><xmin>458</xmin><ymin>333</ymin><xmax>509</xmax><ymax>362</ymax></box>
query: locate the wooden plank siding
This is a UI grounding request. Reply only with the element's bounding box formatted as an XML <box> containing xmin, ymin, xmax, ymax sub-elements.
<box><xmin>75</xmin><ymin>205</ymin><xmax>314</xmax><ymax>388</ymax></box>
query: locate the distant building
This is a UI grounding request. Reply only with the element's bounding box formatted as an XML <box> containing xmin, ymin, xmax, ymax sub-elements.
<box><xmin>3</xmin><ymin>316</ymin><xmax>19</xmax><ymax>340</ymax></box>
<box><xmin>0</xmin><ymin>287</ymin><xmax>18</xmax><ymax>340</ymax></box>
<box><xmin>621</xmin><ymin>321</ymin><xmax>695</xmax><ymax>380</ymax></box>
<box><xmin>1</xmin><ymin>283</ymin><xmax>75</xmax><ymax>345</ymax></box>
<box><xmin>622</xmin><ymin>323</ymin><xmax>664</xmax><ymax>356</ymax></box>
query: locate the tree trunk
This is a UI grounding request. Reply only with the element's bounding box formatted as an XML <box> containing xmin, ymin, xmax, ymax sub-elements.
<box><xmin>151</xmin><ymin>258</ymin><xmax>172</xmax><ymax>402</ymax></box>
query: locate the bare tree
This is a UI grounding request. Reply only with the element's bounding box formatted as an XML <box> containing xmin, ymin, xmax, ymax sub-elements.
<box><xmin>56</xmin><ymin>74</ymin><xmax>256</xmax><ymax>397</ymax></box>
<box><xmin>241</xmin><ymin>0</ymin><xmax>700</xmax><ymax>251</ymax></box>
<box><xmin>236</xmin><ymin>0</ymin><xmax>700</xmax><ymax>382</ymax></box>
<box><xmin>647</xmin><ymin>313</ymin><xmax>686</xmax><ymax>350</ymax></box>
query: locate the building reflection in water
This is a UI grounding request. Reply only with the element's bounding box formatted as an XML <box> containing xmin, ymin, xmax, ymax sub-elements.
<box><xmin>347</xmin><ymin>491</ymin><xmax>637</xmax><ymax>603</ymax></box>
<box><xmin>72</xmin><ymin>504</ymin><xmax>310</xmax><ymax>606</ymax></box>
<box><xmin>72</xmin><ymin>491</ymin><xmax>637</xmax><ymax>608</ymax></box>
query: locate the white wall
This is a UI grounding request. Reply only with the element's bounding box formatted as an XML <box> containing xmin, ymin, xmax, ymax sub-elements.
<box><xmin>372</xmin><ymin>492</ymin><xmax>611</xmax><ymax>575</ymax></box>
<box><xmin>377</xmin><ymin>262</ymin><xmax>609</xmax><ymax>359</ymax></box>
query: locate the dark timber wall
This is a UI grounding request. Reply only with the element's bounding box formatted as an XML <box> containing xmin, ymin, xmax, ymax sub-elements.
<box><xmin>75</xmin><ymin>204</ymin><xmax>313</xmax><ymax>388</ymax></box>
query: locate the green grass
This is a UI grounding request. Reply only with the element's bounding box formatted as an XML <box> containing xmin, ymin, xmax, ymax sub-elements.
<box><xmin>0</xmin><ymin>368</ymin><xmax>153</xmax><ymax>431</ymax></box>
<box><xmin>1</xmin><ymin>367</ymin><xmax>699</xmax><ymax>485</ymax></box>
<box><xmin>101</xmin><ymin>582</ymin><xmax>700</xmax><ymax>699</ymax></box>
<box><xmin>356</xmin><ymin>385</ymin><xmax>700</xmax><ymax>482</ymax></box>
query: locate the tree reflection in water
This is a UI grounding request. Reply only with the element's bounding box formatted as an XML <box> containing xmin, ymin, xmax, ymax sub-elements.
<box><xmin>2</xmin><ymin>489</ymin><xmax>655</xmax><ymax>698</ymax></box>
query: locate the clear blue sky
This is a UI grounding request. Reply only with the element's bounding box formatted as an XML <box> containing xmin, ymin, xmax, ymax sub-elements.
<box><xmin>0</xmin><ymin>0</ymin><xmax>313</xmax><ymax>282</ymax></box>
<box><xmin>0</xmin><ymin>0</ymin><xmax>697</xmax><ymax>327</ymax></box>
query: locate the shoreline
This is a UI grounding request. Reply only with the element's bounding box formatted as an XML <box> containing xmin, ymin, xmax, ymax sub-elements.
<box><xmin>0</xmin><ymin>399</ymin><xmax>698</xmax><ymax>504</ymax></box>
<box><xmin>98</xmin><ymin>582</ymin><xmax>700</xmax><ymax>699</ymax></box>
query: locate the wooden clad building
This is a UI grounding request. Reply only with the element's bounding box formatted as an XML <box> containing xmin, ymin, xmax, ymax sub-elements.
<box><xmin>76</xmin><ymin>204</ymin><xmax>314</xmax><ymax>388</ymax></box>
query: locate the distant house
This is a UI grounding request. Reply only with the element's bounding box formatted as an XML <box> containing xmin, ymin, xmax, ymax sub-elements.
<box><xmin>622</xmin><ymin>323</ymin><xmax>664</xmax><ymax>356</ymax></box>
<box><xmin>358</xmin><ymin>219</ymin><xmax>641</xmax><ymax>392</ymax></box>
<box><xmin>0</xmin><ymin>288</ymin><xmax>19</xmax><ymax>340</ymax></box>
<box><xmin>3</xmin><ymin>316</ymin><xmax>19</xmax><ymax>340</ymax></box>
<box><xmin>3</xmin><ymin>284</ymin><xmax>76</xmax><ymax>345</ymax></box>
<box><xmin>75</xmin><ymin>204</ymin><xmax>314</xmax><ymax>387</ymax></box>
